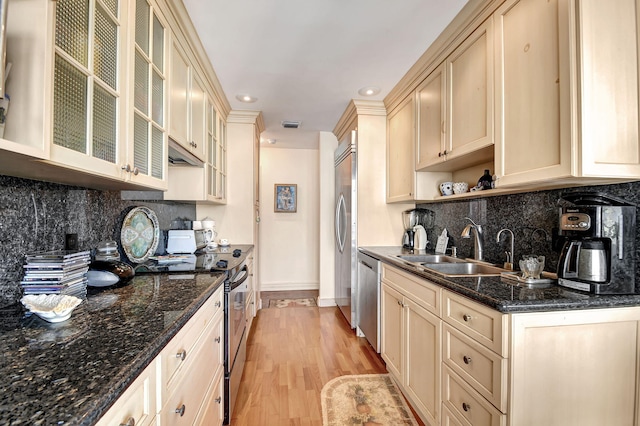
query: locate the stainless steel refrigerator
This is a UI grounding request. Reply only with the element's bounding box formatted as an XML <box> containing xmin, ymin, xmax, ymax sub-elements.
<box><xmin>334</xmin><ymin>130</ymin><xmax>357</xmax><ymax>327</ymax></box>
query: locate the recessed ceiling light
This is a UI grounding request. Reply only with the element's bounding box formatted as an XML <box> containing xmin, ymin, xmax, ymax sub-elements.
<box><xmin>235</xmin><ymin>94</ymin><xmax>258</xmax><ymax>103</ymax></box>
<box><xmin>358</xmin><ymin>86</ymin><xmax>381</xmax><ymax>96</ymax></box>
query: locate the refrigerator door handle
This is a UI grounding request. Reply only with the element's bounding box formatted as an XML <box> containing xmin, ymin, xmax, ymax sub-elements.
<box><xmin>335</xmin><ymin>193</ymin><xmax>346</xmax><ymax>253</ymax></box>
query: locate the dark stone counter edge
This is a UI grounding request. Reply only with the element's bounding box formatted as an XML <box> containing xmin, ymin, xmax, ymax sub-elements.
<box><xmin>360</xmin><ymin>247</ymin><xmax>640</xmax><ymax>314</ymax></box>
<box><xmin>79</xmin><ymin>273</ymin><xmax>226</xmax><ymax>426</ymax></box>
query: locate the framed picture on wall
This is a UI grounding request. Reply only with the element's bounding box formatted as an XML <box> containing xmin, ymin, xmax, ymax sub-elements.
<box><xmin>274</xmin><ymin>184</ymin><xmax>297</xmax><ymax>213</ymax></box>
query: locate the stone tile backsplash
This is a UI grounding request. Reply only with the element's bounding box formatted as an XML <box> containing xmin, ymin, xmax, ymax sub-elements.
<box><xmin>0</xmin><ymin>175</ymin><xmax>196</xmax><ymax>308</ymax></box>
<box><xmin>417</xmin><ymin>181</ymin><xmax>640</xmax><ymax>283</ymax></box>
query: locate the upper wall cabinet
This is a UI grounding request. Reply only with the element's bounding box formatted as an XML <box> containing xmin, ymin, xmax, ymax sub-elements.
<box><xmin>0</xmin><ymin>0</ymin><xmax>168</xmax><ymax>190</ymax></box>
<box><xmin>494</xmin><ymin>0</ymin><xmax>640</xmax><ymax>188</ymax></box>
<box><xmin>416</xmin><ymin>18</ymin><xmax>495</xmax><ymax>174</ymax></box>
<box><xmin>169</xmin><ymin>37</ymin><xmax>206</xmax><ymax>162</ymax></box>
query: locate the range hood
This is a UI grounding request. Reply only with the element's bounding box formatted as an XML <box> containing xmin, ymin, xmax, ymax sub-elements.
<box><xmin>168</xmin><ymin>138</ymin><xmax>204</xmax><ymax>167</ymax></box>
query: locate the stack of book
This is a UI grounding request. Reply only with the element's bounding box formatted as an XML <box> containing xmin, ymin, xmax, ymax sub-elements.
<box><xmin>21</xmin><ymin>250</ymin><xmax>91</xmax><ymax>299</ymax></box>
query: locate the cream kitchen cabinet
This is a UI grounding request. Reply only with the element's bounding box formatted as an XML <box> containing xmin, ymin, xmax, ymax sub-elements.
<box><xmin>1</xmin><ymin>0</ymin><xmax>169</xmax><ymax>190</ymax></box>
<box><xmin>95</xmin><ymin>359</ymin><xmax>158</xmax><ymax>426</ymax></box>
<box><xmin>169</xmin><ymin>37</ymin><xmax>206</xmax><ymax>162</ymax></box>
<box><xmin>386</xmin><ymin>95</ymin><xmax>450</xmax><ymax>203</ymax></box>
<box><xmin>494</xmin><ymin>0</ymin><xmax>640</xmax><ymax>188</ymax></box>
<box><xmin>165</xmin><ymin>97</ymin><xmax>227</xmax><ymax>203</ymax></box>
<box><xmin>381</xmin><ymin>264</ymin><xmax>442</xmax><ymax>425</ymax></box>
<box><xmin>417</xmin><ymin>19</ymin><xmax>495</xmax><ymax>173</ymax></box>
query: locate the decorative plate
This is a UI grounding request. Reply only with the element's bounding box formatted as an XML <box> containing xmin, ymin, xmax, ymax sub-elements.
<box><xmin>119</xmin><ymin>206</ymin><xmax>160</xmax><ymax>263</ymax></box>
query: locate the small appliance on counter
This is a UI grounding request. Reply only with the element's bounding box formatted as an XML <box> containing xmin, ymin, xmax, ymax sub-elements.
<box><xmin>402</xmin><ymin>208</ymin><xmax>435</xmax><ymax>249</ymax></box>
<box><xmin>166</xmin><ymin>230</ymin><xmax>208</xmax><ymax>254</ymax></box>
<box><xmin>557</xmin><ymin>192</ymin><xmax>636</xmax><ymax>294</ymax></box>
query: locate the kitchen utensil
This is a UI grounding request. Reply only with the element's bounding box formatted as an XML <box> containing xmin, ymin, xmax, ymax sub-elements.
<box><xmin>519</xmin><ymin>255</ymin><xmax>545</xmax><ymax>279</ymax></box>
<box><xmin>413</xmin><ymin>225</ymin><xmax>428</xmax><ymax>250</ymax></box>
<box><xmin>453</xmin><ymin>182</ymin><xmax>469</xmax><ymax>194</ymax></box>
<box><xmin>87</xmin><ymin>260</ymin><xmax>135</xmax><ymax>287</ymax></box>
<box><xmin>439</xmin><ymin>181</ymin><xmax>454</xmax><ymax>196</ymax></box>
<box><xmin>21</xmin><ymin>294</ymin><xmax>82</xmax><ymax>323</ymax></box>
<box><xmin>119</xmin><ymin>206</ymin><xmax>160</xmax><ymax>263</ymax></box>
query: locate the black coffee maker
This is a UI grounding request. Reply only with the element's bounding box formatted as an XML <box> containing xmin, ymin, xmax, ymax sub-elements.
<box><xmin>557</xmin><ymin>192</ymin><xmax>636</xmax><ymax>294</ymax></box>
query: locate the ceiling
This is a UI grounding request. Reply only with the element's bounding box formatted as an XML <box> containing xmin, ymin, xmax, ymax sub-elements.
<box><xmin>181</xmin><ymin>0</ymin><xmax>469</xmax><ymax>149</ymax></box>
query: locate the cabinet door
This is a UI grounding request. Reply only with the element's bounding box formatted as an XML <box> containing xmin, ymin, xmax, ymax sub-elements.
<box><xmin>446</xmin><ymin>17</ymin><xmax>494</xmax><ymax>159</ymax></box>
<box><xmin>387</xmin><ymin>95</ymin><xmax>415</xmax><ymax>202</ymax></box>
<box><xmin>169</xmin><ymin>39</ymin><xmax>190</xmax><ymax>148</ymax></box>
<box><xmin>494</xmin><ymin>0</ymin><xmax>571</xmax><ymax>187</ymax></box>
<box><xmin>130</xmin><ymin>0</ymin><xmax>168</xmax><ymax>188</ymax></box>
<box><xmin>206</xmin><ymin>101</ymin><xmax>218</xmax><ymax>199</ymax></box>
<box><xmin>576</xmin><ymin>0</ymin><xmax>640</xmax><ymax>177</ymax></box>
<box><xmin>190</xmin><ymin>73</ymin><xmax>206</xmax><ymax>161</ymax></box>
<box><xmin>405</xmin><ymin>298</ymin><xmax>441</xmax><ymax>426</ymax></box>
<box><xmin>50</xmin><ymin>0</ymin><xmax>125</xmax><ymax>178</ymax></box>
<box><xmin>416</xmin><ymin>63</ymin><xmax>446</xmax><ymax>170</ymax></box>
<box><xmin>510</xmin><ymin>309</ymin><xmax>640</xmax><ymax>426</ymax></box>
<box><xmin>381</xmin><ymin>283</ymin><xmax>403</xmax><ymax>379</ymax></box>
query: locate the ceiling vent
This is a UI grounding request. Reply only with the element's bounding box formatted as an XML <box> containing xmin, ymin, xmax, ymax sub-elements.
<box><xmin>281</xmin><ymin>120</ymin><xmax>301</xmax><ymax>129</ymax></box>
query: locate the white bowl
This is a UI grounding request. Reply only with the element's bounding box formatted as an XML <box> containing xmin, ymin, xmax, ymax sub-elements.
<box><xmin>21</xmin><ymin>294</ymin><xmax>82</xmax><ymax>323</ymax></box>
<box><xmin>453</xmin><ymin>182</ymin><xmax>469</xmax><ymax>194</ymax></box>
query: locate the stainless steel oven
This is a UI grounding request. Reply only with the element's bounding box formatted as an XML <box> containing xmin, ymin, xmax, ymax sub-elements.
<box><xmin>224</xmin><ymin>262</ymin><xmax>248</xmax><ymax>424</ymax></box>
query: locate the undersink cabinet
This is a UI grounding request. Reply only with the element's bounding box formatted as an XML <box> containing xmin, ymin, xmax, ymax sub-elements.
<box><xmin>381</xmin><ymin>264</ymin><xmax>442</xmax><ymax>425</ymax></box>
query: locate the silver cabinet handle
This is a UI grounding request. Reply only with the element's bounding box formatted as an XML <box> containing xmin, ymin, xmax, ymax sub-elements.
<box><xmin>132</xmin><ymin>167</ymin><xmax>139</xmax><ymax>176</ymax></box>
<box><xmin>214</xmin><ymin>336</ymin><xmax>221</xmax><ymax>343</ymax></box>
<box><xmin>215</xmin><ymin>300</ymin><xmax>221</xmax><ymax>308</ymax></box>
<box><xmin>175</xmin><ymin>404</ymin><xmax>186</xmax><ymax>417</ymax></box>
<box><xmin>176</xmin><ymin>350</ymin><xmax>187</xmax><ymax>361</ymax></box>
<box><xmin>462</xmin><ymin>402</ymin><xmax>471</xmax><ymax>412</ymax></box>
<box><xmin>463</xmin><ymin>356</ymin><xmax>472</xmax><ymax>364</ymax></box>
<box><xmin>215</xmin><ymin>396</ymin><xmax>222</xmax><ymax>404</ymax></box>
<box><xmin>119</xmin><ymin>418</ymin><xmax>135</xmax><ymax>426</ymax></box>
<box><xmin>121</xmin><ymin>164</ymin><xmax>132</xmax><ymax>173</ymax></box>
<box><xmin>463</xmin><ymin>314</ymin><xmax>472</xmax><ymax>322</ymax></box>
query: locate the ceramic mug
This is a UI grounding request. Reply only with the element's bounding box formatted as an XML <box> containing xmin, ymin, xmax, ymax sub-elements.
<box><xmin>453</xmin><ymin>182</ymin><xmax>469</xmax><ymax>194</ymax></box>
<box><xmin>219</xmin><ymin>238</ymin><xmax>229</xmax><ymax>246</ymax></box>
<box><xmin>439</xmin><ymin>181</ymin><xmax>454</xmax><ymax>196</ymax></box>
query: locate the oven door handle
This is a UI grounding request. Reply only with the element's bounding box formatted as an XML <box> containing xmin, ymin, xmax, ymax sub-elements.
<box><xmin>229</xmin><ymin>265</ymin><xmax>249</xmax><ymax>290</ymax></box>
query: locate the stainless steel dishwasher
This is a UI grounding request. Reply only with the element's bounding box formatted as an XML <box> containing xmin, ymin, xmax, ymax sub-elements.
<box><xmin>357</xmin><ymin>251</ymin><xmax>381</xmax><ymax>352</ymax></box>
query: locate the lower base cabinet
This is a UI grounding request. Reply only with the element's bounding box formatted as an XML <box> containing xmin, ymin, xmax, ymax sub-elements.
<box><xmin>381</xmin><ymin>263</ymin><xmax>640</xmax><ymax>426</ymax></box>
<box><xmin>96</xmin><ymin>286</ymin><xmax>224</xmax><ymax>426</ymax></box>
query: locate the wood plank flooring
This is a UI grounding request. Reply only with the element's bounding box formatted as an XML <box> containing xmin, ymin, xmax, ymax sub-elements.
<box><xmin>232</xmin><ymin>302</ymin><xmax>425</xmax><ymax>425</ymax></box>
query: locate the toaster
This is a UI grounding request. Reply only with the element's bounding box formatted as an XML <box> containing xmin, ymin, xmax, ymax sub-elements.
<box><xmin>166</xmin><ymin>230</ymin><xmax>208</xmax><ymax>254</ymax></box>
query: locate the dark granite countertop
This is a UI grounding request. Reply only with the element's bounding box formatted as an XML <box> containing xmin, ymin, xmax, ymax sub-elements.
<box><xmin>360</xmin><ymin>246</ymin><xmax>640</xmax><ymax>313</ymax></box>
<box><xmin>0</xmin><ymin>245</ymin><xmax>253</xmax><ymax>425</ymax></box>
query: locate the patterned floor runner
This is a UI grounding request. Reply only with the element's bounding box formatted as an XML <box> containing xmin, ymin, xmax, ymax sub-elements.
<box><xmin>321</xmin><ymin>374</ymin><xmax>419</xmax><ymax>425</ymax></box>
<box><xmin>268</xmin><ymin>298</ymin><xmax>317</xmax><ymax>308</ymax></box>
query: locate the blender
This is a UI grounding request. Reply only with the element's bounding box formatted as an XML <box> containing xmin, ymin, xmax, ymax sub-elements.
<box><xmin>402</xmin><ymin>209</ymin><xmax>435</xmax><ymax>249</ymax></box>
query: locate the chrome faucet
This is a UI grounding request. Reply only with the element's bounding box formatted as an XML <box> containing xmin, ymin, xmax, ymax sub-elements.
<box><xmin>461</xmin><ymin>217</ymin><xmax>484</xmax><ymax>261</ymax></box>
<box><xmin>496</xmin><ymin>228</ymin><xmax>515</xmax><ymax>270</ymax></box>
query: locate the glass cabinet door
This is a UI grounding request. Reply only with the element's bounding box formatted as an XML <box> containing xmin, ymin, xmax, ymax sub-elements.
<box><xmin>206</xmin><ymin>101</ymin><xmax>217</xmax><ymax>198</ymax></box>
<box><xmin>53</xmin><ymin>0</ymin><xmax>120</xmax><ymax>164</ymax></box>
<box><xmin>132</xmin><ymin>0</ymin><xmax>166</xmax><ymax>180</ymax></box>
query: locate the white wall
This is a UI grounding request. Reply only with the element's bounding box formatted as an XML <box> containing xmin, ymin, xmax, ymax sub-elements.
<box><xmin>259</xmin><ymin>148</ymin><xmax>319</xmax><ymax>290</ymax></box>
<box><xmin>318</xmin><ymin>132</ymin><xmax>338</xmax><ymax>306</ymax></box>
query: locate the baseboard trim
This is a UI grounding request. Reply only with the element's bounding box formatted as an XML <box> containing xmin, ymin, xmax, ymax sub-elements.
<box><xmin>317</xmin><ymin>298</ymin><xmax>336</xmax><ymax>307</ymax></box>
<box><xmin>260</xmin><ymin>281</ymin><xmax>319</xmax><ymax>291</ymax></box>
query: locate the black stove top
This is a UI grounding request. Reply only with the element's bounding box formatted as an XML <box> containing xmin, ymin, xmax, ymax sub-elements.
<box><xmin>133</xmin><ymin>245</ymin><xmax>249</xmax><ymax>274</ymax></box>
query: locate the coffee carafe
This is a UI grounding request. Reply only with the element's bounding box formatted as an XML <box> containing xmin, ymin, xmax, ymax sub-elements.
<box><xmin>402</xmin><ymin>209</ymin><xmax>435</xmax><ymax>249</ymax></box>
<box><xmin>557</xmin><ymin>192</ymin><xmax>636</xmax><ymax>294</ymax></box>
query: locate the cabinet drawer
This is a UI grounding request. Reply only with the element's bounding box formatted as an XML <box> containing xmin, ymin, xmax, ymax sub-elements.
<box><xmin>442</xmin><ymin>365</ymin><xmax>506</xmax><ymax>426</ymax></box>
<box><xmin>96</xmin><ymin>360</ymin><xmax>157</xmax><ymax>426</ymax></box>
<box><xmin>382</xmin><ymin>264</ymin><xmax>441</xmax><ymax>316</ymax></box>
<box><xmin>160</xmin><ymin>312</ymin><xmax>222</xmax><ymax>425</ymax></box>
<box><xmin>194</xmin><ymin>369</ymin><xmax>224</xmax><ymax>426</ymax></box>
<box><xmin>443</xmin><ymin>324</ymin><xmax>507</xmax><ymax>412</ymax></box>
<box><xmin>442</xmin><ymin>290</ymin><xmax>507</xmax><ymax>356</ymax></box>
<box><xmin>161</xmin><ymin>287</ymin><xmax>223</xmax><ymax>398</ymax></box>
<box><xmin>442</xmin><ymin>403</ymin><xmax>469</xmax><ymax>426</ymax></box>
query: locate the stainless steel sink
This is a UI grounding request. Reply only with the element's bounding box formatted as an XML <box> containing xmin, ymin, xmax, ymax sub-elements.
<box><xmin>421</xmin><ymin>262</ymin><xmax>506</xmax><ymax>277</ymax></box>
<box><xmin>396</xmin><ymin>254</ymin><xmax>463</xmax><ymax>263</ymax></box>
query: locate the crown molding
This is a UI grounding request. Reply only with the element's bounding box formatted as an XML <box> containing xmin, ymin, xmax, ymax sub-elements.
<box><xmin>333</xmin><ymin>99</ymin><xmax>386</xmax><ymax>141</ymax></box>
<box><xmin>227</xmin><ymin>110</ymin><xmax>264</xmax><ymax>132</ymax></box>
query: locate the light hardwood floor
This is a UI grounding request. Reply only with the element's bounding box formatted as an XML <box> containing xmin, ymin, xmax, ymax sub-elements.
<box><xmin>232</xmin><ymin>302</ymin><xmax>425</xmax><ymax>425</ymax></box>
